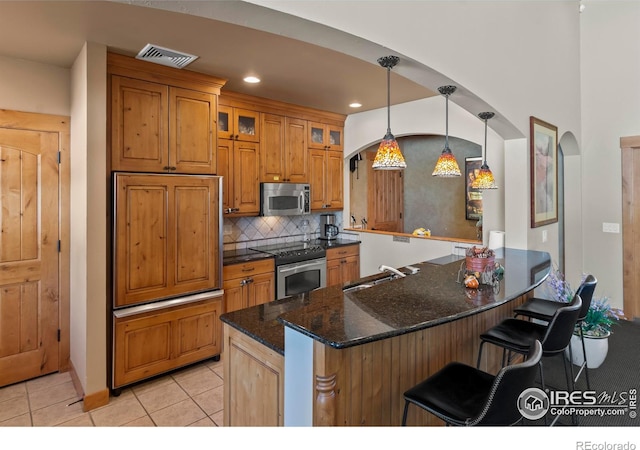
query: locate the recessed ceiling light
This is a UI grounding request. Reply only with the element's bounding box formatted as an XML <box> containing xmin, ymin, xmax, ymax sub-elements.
<box><xmin>243</xmin><ymin>76</ymin><xmax>261</xmax><ymax>84</ymax></box>
<box><xmin>349</xmin><ymin>102</ymin><xmax>362</xmax><ymax>108</ymax></box>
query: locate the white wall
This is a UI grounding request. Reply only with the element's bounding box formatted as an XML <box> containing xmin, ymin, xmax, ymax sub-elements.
<box><xmin>70</xmin><ymin>46</ymin><xmax>88</xmax><ymax>389</ymax></box>
<box><xmin>70</xmin><ymin>42</ymin><xmax>108</xmax><ymax>396</ymax></box>
<box><xmin>355</xmin><ymin>232</ymin><xmax>463</xmax><ymax>277</ymax></box>
<box><xmin>580</xmin><ymin>1</ymin><xmax>640</xmax><ymax>310</ymax></box>
<box><xmin>0</xmin><ymin>55</ymin><xmax>69</xmax><ymax>115</ymax></box>
<box><xmin>249</xmin><ymin>1</ymin><xmax>582</xmax><ymax>141</ymax></box>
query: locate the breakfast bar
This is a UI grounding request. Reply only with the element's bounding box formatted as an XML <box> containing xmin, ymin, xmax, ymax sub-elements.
<box><xmin>220</xmin><ymin>248</ymin><xmax>551</xmax><ymax>426</ymax></box>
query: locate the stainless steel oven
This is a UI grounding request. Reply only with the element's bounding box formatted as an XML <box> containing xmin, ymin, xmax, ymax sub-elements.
<box><xmin>250</xmin><ymin>242</ymin><xmax>326</xmax><ymax>299</ymax></box>
<box><xmin>276</xmin><ymin>257</ymin><xmax>326</xmax><ymax>300</ymax></box>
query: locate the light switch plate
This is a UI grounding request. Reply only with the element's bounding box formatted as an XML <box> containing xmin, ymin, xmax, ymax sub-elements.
<box><xmin>602</xmin><ymin>222</ymin><xmax>620</xmax><ymax>233</ymax></box>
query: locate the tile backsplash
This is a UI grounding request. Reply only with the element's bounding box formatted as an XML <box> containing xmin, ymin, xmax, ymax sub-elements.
<box><xmin>223</xmin><ymin>212</ymin><xmax>356</xmax><ymax>250</ymax></box>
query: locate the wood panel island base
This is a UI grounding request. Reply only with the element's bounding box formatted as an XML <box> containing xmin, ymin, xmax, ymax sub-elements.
<box><xmin>221</xmin><ymin>248</ymin><xmax>551</xmax><ymax>426</ymax></box>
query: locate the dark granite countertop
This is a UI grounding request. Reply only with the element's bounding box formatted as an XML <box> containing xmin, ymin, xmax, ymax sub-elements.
<box><xmin>220</xmin><ymin>247</ymin><xmax>550</xmax><ymax>355</ymax></box>
<box><xmin>223</xmin><ymin>238</ymin><xmax>360</xmax><ymax>266</ymax></box>
<box><xmin>223</xmin><ymin>248</ymin><xmax>274</xmax><ymax>266</ymax></box>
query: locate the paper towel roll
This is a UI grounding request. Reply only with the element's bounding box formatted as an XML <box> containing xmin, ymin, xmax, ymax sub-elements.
<box><xmin>488</xmin><ymin>231</ymin><xmax>505</xmax><ymax>250</ymax></box>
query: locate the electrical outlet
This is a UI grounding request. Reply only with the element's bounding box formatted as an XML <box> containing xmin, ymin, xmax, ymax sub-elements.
<box><xmin>602</xmin><ymin>222</ymin><xmax>620</xmax><ymax>233</ymax></box>
<box><xmin>542</xmin><ymin>230</ymin><xmax>548</xmax><ymax>243</ymax></box>
<box><xmin>223</xmin><ymin>224</ymin><xmax>232</xmax><ymax>235</ymax></box>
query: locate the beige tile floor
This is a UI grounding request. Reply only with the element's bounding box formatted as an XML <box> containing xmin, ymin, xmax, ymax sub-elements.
<box><xmin>0</xmin><ymin>357</ymin><xmax>224</xmax><ymax>427</ymax></box>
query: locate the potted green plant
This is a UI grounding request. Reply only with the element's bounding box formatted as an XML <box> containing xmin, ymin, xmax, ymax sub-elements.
<box><xmin>542</xmin><ymin>268</ymin><xmax>624</xmax><ymax>368</ymax></box>
<box><xmin>566</xmin><ymin>295</ymin><xmax>625</xmax><ymax>368</ymax></box>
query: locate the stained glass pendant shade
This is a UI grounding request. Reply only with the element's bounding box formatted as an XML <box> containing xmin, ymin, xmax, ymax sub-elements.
<box><xmin>472</xmin><ymin>112</ymin><xmax>498</xmax><ymax>189</ymax></box>
<box><xmin>432</xmin><ymin>85</ymin><xmax>461</xmax><ymax>177</ymax></box>
<box><xmin>372</xmin><ymin>56</ymin><xmax>406</xmax><ymax>170</ymax></box>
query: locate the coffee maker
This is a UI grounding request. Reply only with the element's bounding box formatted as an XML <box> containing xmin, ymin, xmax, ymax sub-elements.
<box><xmin>319</xmin><ymin>213</ymin><xmax>339</xmax><ymax>240</ymax></box>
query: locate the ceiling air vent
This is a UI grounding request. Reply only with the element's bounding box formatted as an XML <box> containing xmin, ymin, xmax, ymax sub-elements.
<box><xmin>135</xmin><ymin>44</ymin><xmax>199</xmax><ymax>69</ymax></box>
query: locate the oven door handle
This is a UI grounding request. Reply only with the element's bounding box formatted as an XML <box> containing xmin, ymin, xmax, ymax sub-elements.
<box><xmin>279</xmin><ymin>260</ymin><xmax>324</xmax><ymax>273</ymax></box>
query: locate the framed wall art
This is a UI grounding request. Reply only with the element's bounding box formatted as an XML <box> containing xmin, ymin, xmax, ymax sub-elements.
<box><xmin>465</xmin><ymin>156</ymin><xmax>483</xmax><ymax>220</ymax></box>
<box><xmin>530</xmin><ymin>116</ymin><xmax>558</xmax><ymax>228</ymax></box>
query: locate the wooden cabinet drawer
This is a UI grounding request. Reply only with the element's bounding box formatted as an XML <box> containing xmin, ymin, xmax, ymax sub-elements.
<box><xmin>223</xmin><ymin>258</ymin><xmax>274</xmax><ymax>280</ymax></box>
<box><xmin>113</xmin><ymin>292</ymin><xmax>223</xmax><ymax>389</ymax></box>
<box><xmin>326</xmin><ymin>244</ymin><xmax>359</xmax><ymax>260</ymax></box>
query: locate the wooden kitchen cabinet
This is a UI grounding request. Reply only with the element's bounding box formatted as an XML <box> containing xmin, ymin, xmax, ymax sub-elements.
<box><xmin>223</xmin><ymin>259</ymin><xmax>275</xmax><ymax>313</ymax></box>
<box><xmin>223</xmin><ymin>324</ymin><xmax>284</xmax><ymax>426</ymax></box>
<box><xmin>326</xmin><ymin>245</ymin><xmax>360</xmax><ymax>287</ymax></box>
<box><xmin>110</xmin><ymin>76</ymin><xmax>217</xmax><ymax>174</ymax></box>
<box><xmin>113</xmin><ymin>292</ymin><xmax>223</xmax><ymax>389</ymax></box>
<box><xmin>217</xmin><ymin>138</ymin><xmax>260</xmax><ymax>216</ymax></box>
<box><xmin>113</xmin><ymin>173</ymin><xmax>221</xmax><ymax>308</ymax></box>
<box><xmin>308</xmin><ymin>121</ymin><xmax>343</xmax><ymax>151</ymax></box>
<box><xmin>218</xmin><ymin>104</ymin><xmax>260</xmax><ymax>142</ymax></box>
<box><xmin>260</xmin><ymin>114</ymin><xmax>308</xmax><ymax>183</ymax></box>
<box><xmin>309</xmin><ymin>149</ymin><xmax>344</xmax><ymax>210</ymax></box>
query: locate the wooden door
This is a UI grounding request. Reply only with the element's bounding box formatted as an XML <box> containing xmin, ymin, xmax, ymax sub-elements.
<box><xmin>233</xmin><ymin>141</ymin><xmax>260</xmax><ymax>215</ymax></box>
<box><xmin>366</xmin><ymin>151</ymin><xmax>404</xmax><ymax>232</ymax></box>
<box><xmin>113</xmin><ymin>173</ymin><xmax>221</xmax><ymax>308</ymax></box>
<box><xmin>343</xmin><ymin>256</ymin><xmax>360</xmax><ymax>284</ymax></box>
<box><xmin>111</xmin><ymin>75</ymin><xmax>169</xmax><ymax>172</ymax></box>
<box><xmin>326</xmin><ymin>150</ymin><xmax>344</xmax><ymax>209</ymax></box>
<box><xmin>284</xmin><ymin>117</ymin><xmax>308</xmax><ymax>182</ymax></box>
<box><xmin>233</xmin><ymin>108</ymin><xmax>260</xmax><ymax>142</ymax></box>
<box><xmin>218</xmin><ymin>105</ymin><xmax>234</xmax><ymax>140</ymax></box>
<box><xmin>224</xmin><ymin>325</ymin><xmax>284</xmax><ymax>426</ymax></box>
<box><xmin>248</xmin><ymin>272</ymin><xmax>275</xmax><ymax>307</ymax></box>
<box><xmin>260</xmin><ymin>113</ymin><xmax>285</xmax><ymax>182</ymax></box>
<box><xmin>308</xmin><ymin>122</ymin><xmax>327</xmax><ymax>150</ymax></box>
<box><xmin>223</xmin><ymin>277</ymin><xmax>247</xmax><ymax>313</ymax></box>
<box><xmin>0</xmin><ymin>127</ymin><xmax>60</xmax><ymax>386</ymax></box>
<box><xmin>621</xmin><ymin>136</ymin><xmax>640</xmax><ymax>319</ymax></box>
<box><xmin>309</xmin><ymin>149</ymin><xmax>327</xmax><ymax>210</ymax></box>
<box><xmin>169</xmin><ymin>87</ymin><xmax>216</xmax><ymax>174</ymax></box>
<box><xmin>217</xmin><ymin>139</ymin><xmax>233</xmax><ymax>212</ymax></box>
<box><xmin>326</xmin><ymin>125</ymin><xmax>344</xmax><ymax>152</ymax></box>
<box><xmin>326</xmin><ymin>258</ymin><xmax>343</xmax><ymax>287</ymax></box>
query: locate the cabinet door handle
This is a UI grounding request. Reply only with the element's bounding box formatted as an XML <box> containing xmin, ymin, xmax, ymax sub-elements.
<box><xmin>225</xmin><ymin>208</ymin><xmax>240</xmax><ymax>214</ymax></box>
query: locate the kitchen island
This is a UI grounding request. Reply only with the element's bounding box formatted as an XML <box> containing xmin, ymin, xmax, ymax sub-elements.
<box><xmin>220</xmin><ymin>248</ymin><xmax>551</xmax><ymax>426</ymax></box>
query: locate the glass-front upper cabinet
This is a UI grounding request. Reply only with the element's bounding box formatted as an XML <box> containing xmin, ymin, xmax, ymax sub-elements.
<box><xmin>218</xmin><ymin>105</ymin><xmax>260</xmax><ymax>142</ymax></box>
<box><xmin>308</xmin><ymin>121</ymin><xmax>343</xmax><ymax>151</ymax></box>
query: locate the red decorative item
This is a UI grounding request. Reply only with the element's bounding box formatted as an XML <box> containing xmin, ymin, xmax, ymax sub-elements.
<box><xmin>465</xmin><ymin>246</ymin><xmax>495</xmax><ymax>273</ymax></box>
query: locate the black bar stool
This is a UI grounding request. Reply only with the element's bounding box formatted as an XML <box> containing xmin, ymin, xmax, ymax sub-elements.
<box><xmin>514</xmin><ymin>275</ymin><xmax>597</xmax><ymax>390</ymax></box>
<box><xmin>401</xmin><ymin>340</ymin><xmax>542</xmax><ymax>426</ymax></box>
<box><xmin>477</xmin><ymin>295</ymin><xmax>581</xmax><ymax>392</ymax></box>
<box><xmin>476</xmin><ymin>295</ymin><xmax>582</xmax><ymax>425</ymax></box>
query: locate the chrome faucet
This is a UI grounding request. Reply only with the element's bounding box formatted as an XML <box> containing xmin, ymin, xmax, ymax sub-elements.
<box><xmin>378</xmin><ymin>265</ymin><xmax>406</xmax><ymax>278</ymax></box>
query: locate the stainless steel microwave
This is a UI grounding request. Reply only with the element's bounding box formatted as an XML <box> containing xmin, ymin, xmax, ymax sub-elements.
<box><xmin>260</xmin><ymin>182</ymin><xmax>310</xmax><ymax>216</ymax></box>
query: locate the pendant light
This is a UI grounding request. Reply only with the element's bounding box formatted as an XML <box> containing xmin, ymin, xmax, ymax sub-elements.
<box><xmin>372</xmin><ymin>55</ymin><xmax>406</xmax><ymax>170</ymax></box>
<box><xmin>432</xmin><ymin>85</ymin><xmax>461</xmax><ymax>177</ymax></box>
<box><xmin>472</xmin><ymin>112</ymin><xmax>498</xmax><ymax>189</ymax></box>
